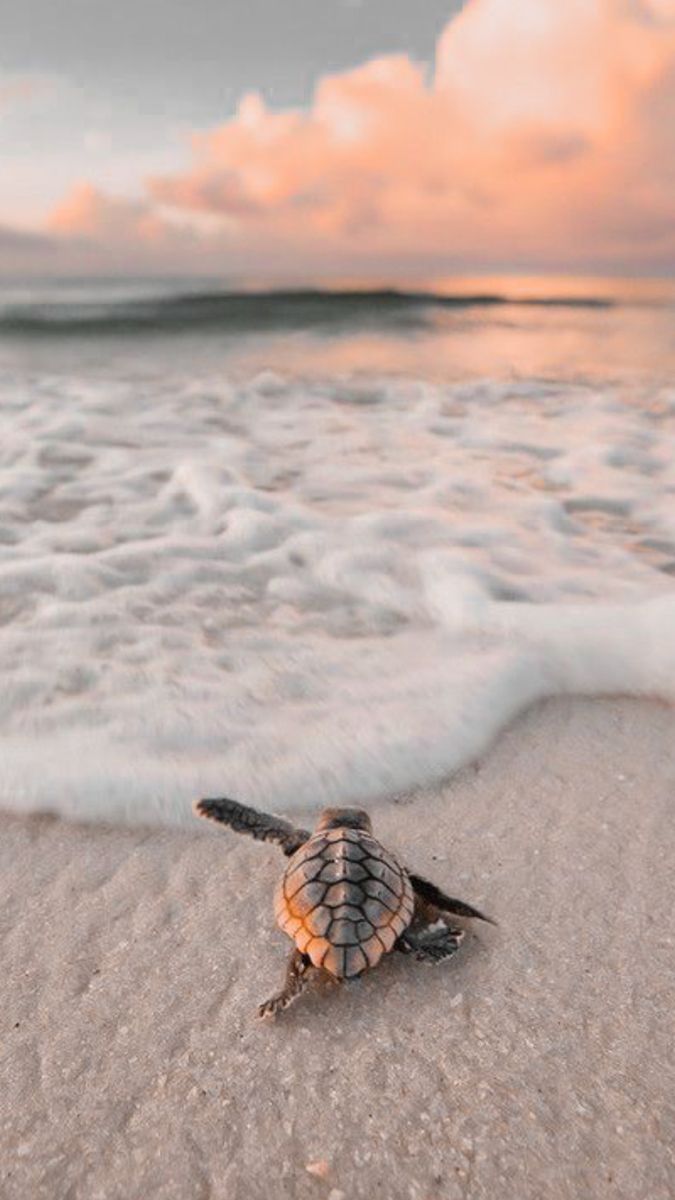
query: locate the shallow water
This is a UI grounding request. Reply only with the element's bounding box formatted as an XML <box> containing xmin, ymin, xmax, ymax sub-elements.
<box><xmin>1</xmin><ymin>279</ymin><xmax>674</xmax><ymax>824</ymax></box>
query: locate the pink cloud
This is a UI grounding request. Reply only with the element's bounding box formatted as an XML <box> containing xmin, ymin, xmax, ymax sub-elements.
<box><xmin>46</xmin><ymin>0</ymin><xmax>675</xmax><ymax>276</ymax></box>
<box><xmin>46</xmin><ymin>183</ymin><xmax>205</xmax><ymax>274</ymax></box>
<box><xmin>49</xmin><ymin>183</ymin><xmax>164</xmax><ymax>241</ymax></box>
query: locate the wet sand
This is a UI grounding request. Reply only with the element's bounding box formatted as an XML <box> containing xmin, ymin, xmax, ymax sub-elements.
<box><xmin>1</xmin><ymin>697</ymin><xmax>674</xmax><ymax>1200</ymax></box>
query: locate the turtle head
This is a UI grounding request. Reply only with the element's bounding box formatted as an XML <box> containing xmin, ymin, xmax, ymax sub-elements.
<box><xmin>315</xmin><ymin>807</ymin><xmax>372</xmax><ymax>833</ymax></box>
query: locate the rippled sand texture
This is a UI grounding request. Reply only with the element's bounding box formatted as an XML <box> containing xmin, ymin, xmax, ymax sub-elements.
<box><xmin>1</xmin><ymin>338</ymin><xmax>674</xmax><ymax>822</ymax></box>
<box><xmin>2</xmin><ymin>699</ymin><xmax>674</xmax><ymax>1200</ymax></box>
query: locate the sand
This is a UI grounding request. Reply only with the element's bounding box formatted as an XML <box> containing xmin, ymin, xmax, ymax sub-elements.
<box><xmin>1</xmin><ymin>696</ymin><xmax>674</xmax><ymax>1200</ymax></box>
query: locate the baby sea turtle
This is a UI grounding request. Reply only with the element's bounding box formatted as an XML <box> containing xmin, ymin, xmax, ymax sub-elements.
<box><xmin>194</xmin><ymin>798</ymin><xmax>493</xmax><ymax>1017</ymax></box>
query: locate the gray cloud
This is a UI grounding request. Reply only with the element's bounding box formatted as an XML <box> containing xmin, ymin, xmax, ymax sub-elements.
<box><xmin>2</xmin><ymin>1</ymin><xmax>460</xmax><ymax>118</ymax></box>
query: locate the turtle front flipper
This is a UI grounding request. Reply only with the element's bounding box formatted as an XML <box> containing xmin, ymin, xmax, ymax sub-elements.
<box><xmin>194</xmin><ymin>798</ymin><xmax>310</xmax><ymax>856</ymax></box>
<box><xmin>397</xmin><ymin>925</ymin><xmax>465</xmax><ymax>963</ymax></box>
<box><xmin>408</xmin><ymin>872</ymin><xmax>496</xmax><ymax>925</ymax></box>
<box><xmin>258</xmin><ymin>950</ymin><xmax>314</xmax><ymax>1019</ymax></box>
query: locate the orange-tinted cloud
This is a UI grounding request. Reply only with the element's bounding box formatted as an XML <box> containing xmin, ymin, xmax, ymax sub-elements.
<box><xmin>49</xmin><ymin>183</ymin><xmax>164</xmax><ymax>241</ymax></box>
<box><xmin>46</xmin><ymin>182</ymin><xmax>202</xmax><ymax>273</ymax></box>
<box><xmin>46</xmin><ymin>0</ymin><xmax>675</xmax><ymax>276</ymax></box>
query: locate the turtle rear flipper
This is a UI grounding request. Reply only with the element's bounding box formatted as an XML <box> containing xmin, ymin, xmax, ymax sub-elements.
<box><xmin>194</xmin><ymin>798</ymin><xmax>310</xmax><ymax>856</ymax></box>
<box><xmin>397</xmin><ymin>925</ymin><xmax>465</xmax><ymax>963</ymax></box>
<box><xmin>258</xmin><ymin>949</ymin><xmax>314</xmax><ymax>1018</ymax></box>
<box><xmin>409</xmin><ymin>872</ymin><xmax>496</xmax><ymax>925</ymax></box>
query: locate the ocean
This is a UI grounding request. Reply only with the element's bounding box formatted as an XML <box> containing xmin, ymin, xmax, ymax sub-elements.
<box><xmin>1</xmin><ymin>277</ymin><xmax>674</xmax><ymax>824</ymax></box>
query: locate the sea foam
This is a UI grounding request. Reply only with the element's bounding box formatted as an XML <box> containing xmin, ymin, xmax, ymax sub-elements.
<box><xmin>0</xmin><ymin>350</ymin><xmax>673</xmax><ymax>826</ymax></box>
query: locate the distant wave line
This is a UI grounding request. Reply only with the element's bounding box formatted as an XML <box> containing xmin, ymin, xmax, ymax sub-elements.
<box><xmin>0</xmin><ymin>286</ymin><xmax>621</xmax><ymax>336</ymax></box>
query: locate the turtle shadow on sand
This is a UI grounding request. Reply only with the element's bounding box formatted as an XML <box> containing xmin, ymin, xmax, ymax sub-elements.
<box><xmin>194</xmin><ymin>799</ymin><xmax>495</xmax><ymax>1018</ymax></box>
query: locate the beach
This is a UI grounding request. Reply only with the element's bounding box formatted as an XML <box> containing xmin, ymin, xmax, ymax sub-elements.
<box><xmin>3</xmin><ymin>0</ymin><xmax>675</xmax><ymax>1193</ymax></box>
<box><xmin>3</xmin><ymin>0</ymin><xmax>675</xmax><ymax>1190</ymax></box>
<box><xmin>3</xmin><ymin>696</ymin><xmax>674</xmax><ymax>1200</ymax></box>
<box><xmin>1</xmin><ymin>280</ymin><xmax>674</xmax><ymax>1197</ymax></box>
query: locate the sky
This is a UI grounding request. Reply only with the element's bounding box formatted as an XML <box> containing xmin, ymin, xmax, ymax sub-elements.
<box><xmin>2</xmin><ymin>0</ymin><xmax>675</xmax><ymax>280</ymax></box>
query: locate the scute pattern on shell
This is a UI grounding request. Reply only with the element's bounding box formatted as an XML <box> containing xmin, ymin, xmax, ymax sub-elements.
<box><xmin>274</xmin><ymin>828</ymin><xmax>414</xmax><ymax>978</ymax></box>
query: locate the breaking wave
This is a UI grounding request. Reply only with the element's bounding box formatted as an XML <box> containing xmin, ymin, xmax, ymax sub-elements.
<box><xmin>0</xmin><ymin>286</ymin><xmax>617</xmax><ymax>337</ymax></box>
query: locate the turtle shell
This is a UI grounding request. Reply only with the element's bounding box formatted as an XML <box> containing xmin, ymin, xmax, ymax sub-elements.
<box><xmin>274</xmin><ymin>826</ymin><xmax>415</xmax><ymax>979</ymax></box>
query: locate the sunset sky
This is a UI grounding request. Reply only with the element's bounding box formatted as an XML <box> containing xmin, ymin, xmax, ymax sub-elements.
<box><xmin>2</xmin><ymin>0</ymin><xmax>675</xmax><ymax>280</ymax></box>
